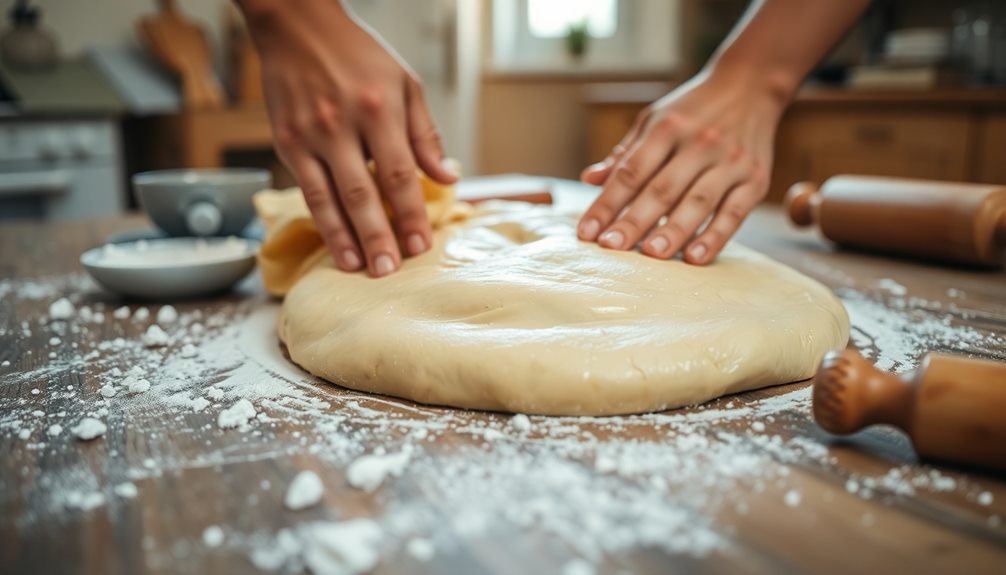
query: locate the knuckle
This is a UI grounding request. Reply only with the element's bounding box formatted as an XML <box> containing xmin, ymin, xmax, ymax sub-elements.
<box><xmin>646</xmin><ymin>176</ymin><xmax>677</xmax><ymax>204</ymax></box>
<box><xmin>719</xmin><ymin>205</ymin><xmax>748</xmax><ymax>227</ymax></box>
<box><xmin>651</xmin><ymin>113</ymin><xmax>680</xmax><ymax>134</ymax></box>
<box><xmin>274</xmin><ymin>123</ymin><xmax>301</xmax><ymax>150</ymax></box>
<box><xmin>358</xmin><ymin>228</ymin><xmax>392</xmax><ymax>252</ymax></box>
<box><xmin>700</xmin><ymin>229</ymin><xmax>724</xmax><ymax>248</ymax></box>
<box><xmin>313</xmin><ymin>99</ymin><xmax>343</xmax><ymax>135</ymax></box>
<box><xmin>686</xmin><ymin>189</ymin><xmax>716</xmax><ymax>209</ymax></box>
<box><xmin>381</xmin><ymin>164</ymin><xmax>416</xmax><ymax>191</ymax></box>
<box><xmin>613</xmin><ymin>162</ymin><xmax>642</xmax><ymax>189</ymax></box>
<box><xmin>618</xmin><ymin>212</ymin><xmax>644</xmax><ymax>233</ymax></box>
<box><xmin>662</xmin><ymin>221</ymin><xmax>689</xmax><ymax>242</ymax></box>
<box><xmin>412</xmin><ymin>126</ymin><xmax>443</xmax><ymax>149</ymax></box>
<box><xmin>340</xmin><ymin>182</ymin><xmax>375</xmax><ymax>209</ymax></box>
<box><xmin>301</xmin><ymin>183</ymin><xmax>331</xmax><ymax>208</ymax></box>
<box><xmin>356</xmin><ymin>86</ymin><xmax>386</xmax><ymax>117</ymax></box>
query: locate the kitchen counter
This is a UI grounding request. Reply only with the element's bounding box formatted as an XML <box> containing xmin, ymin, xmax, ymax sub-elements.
<box><xmin>1</xmin><ymin>188</ymin><xmax>1005</xmax><ymax>574</ymax></box>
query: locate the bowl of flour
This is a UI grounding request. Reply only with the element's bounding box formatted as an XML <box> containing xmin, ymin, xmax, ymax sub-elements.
<box><xmin>81</xmin><ymin>236</ymin><xmax>259</xmax><ymax>299</ymax></box>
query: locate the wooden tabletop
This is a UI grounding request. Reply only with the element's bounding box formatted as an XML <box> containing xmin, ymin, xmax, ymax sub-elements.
<box><xmin>1</xmin><ymin>186</ymin><xmax>1005</xmax><ymax>575</ymax></box>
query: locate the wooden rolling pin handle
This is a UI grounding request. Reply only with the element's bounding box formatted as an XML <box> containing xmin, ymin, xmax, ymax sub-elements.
<box><xmin>784</xmin><ymin>182</ymin><xmax>821</xmax><ymax>228</ymax></box>
<box><xmin>812</xmin><ymin>350</ymin><xmax>913</xmax><ymax>434</ymax></box>
<box><xmin>813</xmin><ymin>349</ymin><xmax>1006</xmax><ymax>472</ymax></box>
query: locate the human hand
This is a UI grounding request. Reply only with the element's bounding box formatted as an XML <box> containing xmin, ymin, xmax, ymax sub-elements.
<box><xmin>241</xmin><ymin>0</ymin><xmax>458</xmax><ymax>277</ymax></box>
<box><xmin>578</xmin><ymin>70</ymin><xmax>785</xmax><ymax>265</ymax></box>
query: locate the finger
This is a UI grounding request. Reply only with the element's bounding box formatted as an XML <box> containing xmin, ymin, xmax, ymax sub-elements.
<box><xmin>684</xmin><ymin>182</ymin><xmax>762</xmax><ymax>265</ymax></box>
<box><xmin>406</xmin><ymin>79</ymin><xmax>459</xmax><ymax>184</ymax></box>
<box><xmin>641</xmin><ymin>164</ymin><xmax>744</xmax><ymax>260</ymax></box>
<box><xmin>364</xmin><ymin>113</ymin><xmax>432</xmax><ymax>257</ymax></box>
<box><xmin>578</xmin><ymin>117</ymin><xmax>680</xmax><ymax>244</ymax></box>
<box><xmin>599</xmin><ymin>135</ymin><xmax>722</xmax><ymax>250</ymax></box>
<box><xmin>580</xmin><ymin>112</ymin><xmax>645</xmax><ymax>186</ymax></box>
<box><xmin>282</xmin><ymin>148</ymin><xmax>363</xmax><ymax>272</ymax></box>
<box><xmin>325</xmin><ymin>134</ymin><xmax>402</xmax><ymax>278</ymax></box>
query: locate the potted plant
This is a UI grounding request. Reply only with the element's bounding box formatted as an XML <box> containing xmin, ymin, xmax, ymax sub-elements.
<box><xmin>565</xmin><ymin>21</ymin><xmax>589</xmax><ymax>60</ymax></box>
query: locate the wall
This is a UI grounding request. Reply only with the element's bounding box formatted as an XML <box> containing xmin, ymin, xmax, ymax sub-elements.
<box><xmin>0</xmin><ymin>0</ymin><xmax>230</xmax><ymax>62</ymax></box>
<box><xmin>478</xmin><ymin>0</ymin><xmax>682</xmax><ymax>179</ymax></box>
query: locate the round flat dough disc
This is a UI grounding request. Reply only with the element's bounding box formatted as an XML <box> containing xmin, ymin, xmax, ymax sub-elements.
<box><xmin>268</xmin><ymin>200</ymin><xmax>849</xmax><ymax>416</ymax></box>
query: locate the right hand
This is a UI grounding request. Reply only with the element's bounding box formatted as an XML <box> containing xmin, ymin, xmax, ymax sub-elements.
<box><xmin>241</xmin><ymin>0</ymin><xmax>458</xmax><ymax>277</ymax></box>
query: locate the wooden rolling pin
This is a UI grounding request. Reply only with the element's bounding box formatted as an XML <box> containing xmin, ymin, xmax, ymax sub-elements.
<box><xmin>813</xmin><ymin>349</ymin><xmax>1006</xmax><ymax>472</ymax></box>
<box><xmin>786</xmin><ymin>175</ymin><xmax>1006</xmax><ymax>268</ymax></box>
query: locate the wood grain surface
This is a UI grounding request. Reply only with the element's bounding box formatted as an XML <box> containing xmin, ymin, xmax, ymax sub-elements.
<box><xmin>1</xmin><ymin>187</ymin><xmax>1004</xmax><ymax>575</ymax></box>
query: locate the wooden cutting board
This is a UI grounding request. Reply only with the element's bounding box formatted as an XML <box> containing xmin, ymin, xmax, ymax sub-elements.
<box><xmin>137</xmin><ymin>0</ymin><xmax>224</xmax><ymax>110</ymax></box>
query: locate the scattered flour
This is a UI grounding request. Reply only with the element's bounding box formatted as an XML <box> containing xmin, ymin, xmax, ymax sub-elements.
<box><xmin>141</xmin><ymin>325</ymin><xmax>170</xmax><ymax>348</ymax></box>
<box><xmin>202</xmin><ymin>525</ymin><xmax>225</xmax><ymax>548</ymax></box>
<box><xmin>48</xmin><ymin>298</ymin><xmax>75</xmax><ymax>321</ymax></box>
<box><xmin>562</xmin><ymin>559</ymin><xmax>596</xmax><ymax>575</ymax></box>
<box><xmin>157</xmin><ymin>305</ymin><xmax>179</xmax><ymax>325</ymax></box>
<box><xmin>509</xmin><ymin>413</ymin><xmax>532</xmax><ymax>432</ymax></box>
<box><xmin>217</xmin><ymin>399</ymin><xmax>257</xmax><ymax>430</ymax></box>
<box><xmin>346</xmin><ymin>449</ymin><xmax>412</xmax><ymax>493</ymax></box>
<box><xmin>114</xmin><ymin>482</ymin><xmax>138</xmax><ymax>498</ymax></box>
<box><xmin>301</xmin><ymin>519</ymin><xmax>383</xmax><ymax>575</ymax></box>
<box><xmin>284</xmin><ymin>471</ymin><xmax>325</xmax><ymax>511</ymax></box>
<box><xmin>71</xmin><ymin>418</ymin><xmax>107</xmax><ymax>440</ymax></box>
<box><xmin>405</xmin><ymin>537</ymin><xmax>435</xmax><ymax>562</ymax></box>
<box><xmin>3</xmin><ymin>275</ymin><xmax>1003</xmax><ymax>573</ymax></box>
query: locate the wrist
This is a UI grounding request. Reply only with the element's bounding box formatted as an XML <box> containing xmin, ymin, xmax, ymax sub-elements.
<box><xmin>704</xmin><ymin>50</ymin><xmax>800</xmax><ymax>112</ymax></box>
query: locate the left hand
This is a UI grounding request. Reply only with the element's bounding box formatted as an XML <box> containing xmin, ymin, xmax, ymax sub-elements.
<box><xmin>578</xmin><ymin>70</ymin><xmax>785</xmax><ymax>265</ymax></box>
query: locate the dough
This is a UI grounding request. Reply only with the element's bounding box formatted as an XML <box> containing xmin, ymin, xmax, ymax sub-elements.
<box><xmin>255</xmin><ymin>185</ymin><xmax>849</xmax><ymax>416</ymax></box>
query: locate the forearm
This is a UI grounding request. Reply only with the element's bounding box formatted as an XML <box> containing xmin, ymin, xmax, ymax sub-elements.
<box><xmin>236</xmin><ymin>0</ymin><xmax>354</xmax><ymax>38</ymax></box>
<box><xmin>706</xmin><ymin>0</ymin><xmax>872</xmax><ymax>104</ymax></box>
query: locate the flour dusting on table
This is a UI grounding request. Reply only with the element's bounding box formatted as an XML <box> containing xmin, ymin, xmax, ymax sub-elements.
<box><xmin>1</xmin><ymin>272</ymin><xmax>1003</xmax><ymax>573</ymax></box>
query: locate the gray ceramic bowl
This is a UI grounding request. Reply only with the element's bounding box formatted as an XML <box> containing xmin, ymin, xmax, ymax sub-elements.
<box><xmin>80</xmin><ymin>237</ymin><xmax>259</xmax><ymax>300</ymax></box>
<box><xmin>133</xmin><ymin>168</ymin><xmax>271</xmax><ymax>237</ymax></box>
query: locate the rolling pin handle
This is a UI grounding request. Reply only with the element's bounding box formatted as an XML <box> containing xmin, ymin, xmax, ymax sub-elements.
<box><xmin>785</xmin><ymin>182</ymin><xmax>821</xmax><ymax>228</ymax></box>
<box><xmin>812</xmin><ymin>349</ymin><xmax>914</xmax><ymax>435</ymax></box>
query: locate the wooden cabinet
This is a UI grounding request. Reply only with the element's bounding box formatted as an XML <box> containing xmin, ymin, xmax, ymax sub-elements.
<box><xmin>769</xmin><ymin>108</ymin><xmax>973</xmax><ymax>201</ymax></box>
<box><xmin>977</xmin><ymin>114</ymin><xmax>1006</xmax><ymax>185</ymax></box>
<box><xmin>585</xmin><ymin>88</ymin><xmax>1006</xmax><ymax>203</ymax></box>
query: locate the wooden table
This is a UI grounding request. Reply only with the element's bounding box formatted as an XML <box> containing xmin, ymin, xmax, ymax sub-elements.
<box><xmin>1</xmin><ymin>187</ymin><xmax>1005</xmax><ymax>575</ymax></box>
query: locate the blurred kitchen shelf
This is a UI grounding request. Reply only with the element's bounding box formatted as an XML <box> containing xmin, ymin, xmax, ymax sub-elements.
<box><xmin>482</xmin><ymin>66</ymin><xmax>677</xmax><ymax>83</ymax></box>
<box><xmin>795</xmin><ymin>86</ymin><xmax>1006</xmax><ymax>106</ymax></box>
<box><xmin>584</xmin><ymin>86</ymin><xmax>1006</xmax><ymax>200</ymax></box>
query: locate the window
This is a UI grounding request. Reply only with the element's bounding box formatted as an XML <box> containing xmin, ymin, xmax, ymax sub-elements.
<box><xmin>526</xmin><ymin>0</ymin><xmax>618</xmax><ymax>39</ymax></box>
<box><xmin>491</xmin><ymin>0</ymin><xmax>681</xmax><ymax>73</ymax></box>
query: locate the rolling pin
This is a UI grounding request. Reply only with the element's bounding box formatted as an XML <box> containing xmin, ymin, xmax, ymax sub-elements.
<box><xmin>786</xmin><ymin>175</ymin><xmax>1006</xmax><ymax>268</ymax></box>
<box><xmin>813</xmin><ymin>349</ymin><xmax>1006</xmax><ymax>472</ymax></box>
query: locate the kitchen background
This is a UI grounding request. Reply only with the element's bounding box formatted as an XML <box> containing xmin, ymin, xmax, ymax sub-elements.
<box><xmin>0</xmin><ymin>0</ymin><xmax>1004</xmax><ymax>220</ymax></box>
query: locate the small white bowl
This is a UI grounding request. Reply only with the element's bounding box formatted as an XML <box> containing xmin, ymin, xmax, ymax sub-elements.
<box><xmin>81</xmin><ymin>237</ymin><xmax>259</xmax><ymax>300</ymax></box>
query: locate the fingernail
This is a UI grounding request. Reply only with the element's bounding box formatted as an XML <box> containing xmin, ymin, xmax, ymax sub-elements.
<box><xmin>598</xmin><ymin>230</ymin><xmax>624</xmax><ymax>249</ymax></box>
<box><xmin>580</xmin><ymin>218</ymin><xmax>600</xmax><ymax>240</ymax></box>
<box><xmin>648</xmin><ymin>235</ymin><xmax>669</xmax><ymax>254</ymax></box>
<box><xmin>342</xmin><ymin>250</ymin><xmax>362</xmax><ymax>270</ymax></box>
<box><xmin>374</xmin><ymin>254</ymin><xmax>396</xmax><ymax>277</ymax></box>
<box><xmin>689</xmin><ymin>243</ymin><xmax>707</xmax><ymax>261</ymax></box>
<box><xmin>440</xmin><ymin>158</ymin><xmax>460</xmax><ymax>178</ymax></box>
<box><xmin>406</xmin><ymin>233</ymin><xmax>426</xmax><ymax>256</ymax></box>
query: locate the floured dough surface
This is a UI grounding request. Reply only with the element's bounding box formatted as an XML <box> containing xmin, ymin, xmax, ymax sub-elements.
<box><xmin>256</xmin><ymin>190</ymin><xmax>849</xmax><ymax>416</ymax></box>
